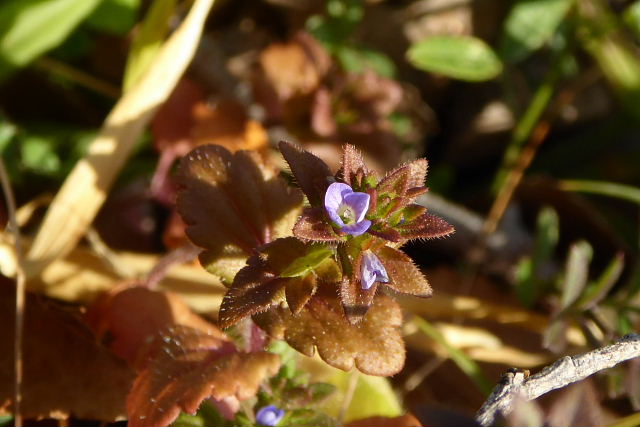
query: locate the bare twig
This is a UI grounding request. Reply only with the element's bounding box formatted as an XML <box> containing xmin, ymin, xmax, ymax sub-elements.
<box><xmin>0</xmin><ymin>157</ymin><xmax>25</xmax><ymax>427</ymax></box>
<box><xmin>475</xmin><ymin>334</ymin><xmax>640</xmax><ymax>426</ymax></box>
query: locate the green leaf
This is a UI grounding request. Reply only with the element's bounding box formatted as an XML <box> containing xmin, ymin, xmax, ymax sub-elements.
<box><xmin>578</xmin><ymin>0</ymin><xmax>640</xmax><ymax>118</ymax></box>
<box><xmin>21</xmin><ymin>135</ymin><xmax>62</xmax><ymax>175</ymax></box>
<box><xmin>516</xmin><ymin>206</ymin><xmax>559</xmax><ymax>307</ymax></box>
<box><xmin>500</xmin><ymin>0</ymin><xmax>574</xmax><ymax>63</ymax></box>
<box><xmin>335</xmin><ymin>46</ymin><xmax>396</xmax><ymax>77</ymax></box>
<box><xmin>561</xmin><ymin>180</ymin><xmax>640</xmax><ymax>206</ymax></box>
<box><xmin>559</xmin><ymin>240</ymin><xmax>593</xmax><ymax>310</ymax></box>
<box><xmin>624</xmin><ymin>1</ymin><xmax>640</xmax><ymax>38</ymax></box>
<box><xmin>123</xmin><ymin>0</ymin><xmax>177</xmax><ymax>90</ymax></box>
<box><xmin>413</xmin><ymin>316</ymin><xmax>493</xmax><ymax>395</ymax></box>
<box><xmin>0</xmin><ymin>0</ymin><xmax>104</xmax><ymax>80</ymax></box>
<box><xmin>86</xmin><ymin>0</ymin><xmax>140</xmax><ymax>35</ymax></box>
<box><xmin>407</xmin><ymin>35</ymin><xmax>503</xmax><ymax>82</ymax></box>
<box><xmin>280</xmin><ymin>244</ymin><xmax>333</xmax><ymax>277</ymax></box>
<box><xmin>576</xmin><ymin>252</ymin><xmax>624</xmax><ymax>310</ymax></box>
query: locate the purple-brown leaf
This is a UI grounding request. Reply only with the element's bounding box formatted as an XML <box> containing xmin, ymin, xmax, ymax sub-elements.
<box><xmin>294</xmin><ymin>207</ymin><xmax>342</xmax><ymax>241</ymax></box>
<box><xmin>177</xmin><ymin>145</ymin><xmax>302</xmax><ymax>278</ymax></box>
<box><xmin>219</xmin><ymin>238</ymin><xmax>327</xmax><ymax>327</ymax></box>
<box><xmin>126</xmin><ymin>325</ymin><xmax>279</xmax><ymax>427</ymax></box>
<box><xmin>397</xmin><ymin>212</ymin><xmax>455</xmax><ymax>240</ymax></box>
<box><xmin>340</xmin><ymin>144</ymin><xmax>369</xmax><ymax>188</ymax></box>
<box><xmin>254</xmin><ymin>292</ymin><xmax>405</xmax><ymax>376</ymax></box>
<box><xmin>279</xmin><ymin>141</ymin><xmax>333</xmax><ymax>206</ymax></box>
<box><xmin>376</xmin><ymin>246</ymin><xmax>432</xmax><ymax>297</ymax></box>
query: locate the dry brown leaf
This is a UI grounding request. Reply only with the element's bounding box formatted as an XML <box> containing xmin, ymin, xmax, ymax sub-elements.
<box><xmin>126</xmin><ymin>325</ymin><xmax>280</xmax><ymax>427</ymax></box>
<box><xmin>25</xmin><ymin>0</ymin><xmax>215</xmax><ymax>277</ymax></box>
<box><xmin>192</xmin><ymin>100</ymin><xmax>268</xmax><ymax>152</ymax></box>
<box><xmin>86</xmin><ymin>284</ymin><xmax>220</xmax><ymax>366</ymax></box>
<box><xmin>0</xmin><ymin>279</ymin><xmax>134</xmax><ymax>420</ymax></box>
<box><xmin>254</xmin><ymin>292</ymin><xmax>405</xmax><ymax>376</ymax></box>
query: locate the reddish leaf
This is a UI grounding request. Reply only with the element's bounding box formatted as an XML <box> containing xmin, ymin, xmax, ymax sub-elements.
<box><xmin>340</xmin><ymin>144</ymin><xmax>370</xmax><ymax>188</ymax></box>
<box><xmin>368</xmin><ymin>227</ymin><xmax>402</xmax><ymax>242</ymax></box>
<box><xmin>377</xmin><ymin>165</ymin><xmax>410</xmax><ymax>198</ymax></box>
<box><xmin>279</xmin><ymin>141</ymin><xmax>333</xmax><ymax>206</ymax></box>
<box><xmin>218</xmin><ymin>256</ymin><xmax>288</xmax><ymax>329</ymax></box>
<box><xmin>126</xmin><ymin>325</ymin><xmax>280</xmax><ymax>427</ymax></box>
<box><xmin>219</xmin><ymin>238</ymin><xmax>327</xmax><ymax>327</ymax></box>
<box><xmin>397</xmin><ymin>212</ymin><xmax>455</xmax><ymax>240</ymax></box>
<box><xmin>339</xmin><ymin>274</ymin><xmax>378</xmax><ymax>324</ymax></box>
<box><xmin>294</xmin><ymin>207</ymin><xmax>342</xmax><ymax>241</ymax></box>
<box><xmin>177</xmin><ymin>145</ymin><xmax>303</xmax><ymax>278</ymax></box>
<box><xmin>87</xmin><ymin>284</ymin><xmax>223</xmax><ymax>365</ymax></box>
<box><xmin>254</xmin><ymin>292</ymin><xmax>404</xmax><ymax>376</ymax></box>
<box><xmin>376</xmin><ymin>246</ymin><xmax>432</xmax><ymax>297</ymax></box>
<box><xmin>286</xmin><ymin>273</ymin><xmax>318</xmax><ymax>314</ymax></box>
<box><xmin>0</xmin><ymin>281</ymin><xmax>134</xmax><ymax>421</ymax></box>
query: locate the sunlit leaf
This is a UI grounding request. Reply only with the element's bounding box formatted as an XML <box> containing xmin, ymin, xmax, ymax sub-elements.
<box><xmin>376</xmin><ymin>246</ymin><xmax>432</xmax><ymax>297</ymax></box>
<box><xmin>407</xmin><ymin>35</ymin><xmax>503</xmax><ymax>82</ymax></box>
<box><xmin>294</xmin><ymin>207</ymin><xmax>342</xmax><ymax>242</ymax></box>
<box><xmin>500</xmin><ymin>0</ymin><xmax>573</xmax><ymax>63</ymax></box>
<box><xmin>24</xmin><ymin>0</ymin><xmax>215</xmax><ymax>276</ymax></box>
<box><xmin>339</xmin><ymin>144</ymin><xmax>370</xmax><ymax>188</ymax></box>
<box><xmin>255</xmin><ymin>293</ymin><xmax>405</xmax><ymax>376</ymax></box>
<box><xmin>559</xmin><ymin>240</ymin><xmax>593</xmax><ymax>310</ymax></box>
<box><xmin>279</xmin><ymin>141</ymin><xmax>333</xmax><ymax>206</ymax></box>
<box><xmin>177</xmin><ymin>145</ymin><xmax>303</xmax><ymax>280</ymax></box>
<box><xmin>123</xmin><ymin>0</ymin><xmax>177</xmax><ymax>90</ymax></box>
<box><xmin>577</xmin><ymin>252</ymin><xmax>624</xmax><ymax>310</ymax></box>
<box><xmin>127</xmin><ymin>325</ymin><xmax>280</xmax><ymax>427</ymax></box>
<box><xmin>0</xmin><ymin>0</ymin><xmax>103</xmax><ymax>79</ymax></box>
<box><xmin>219</xmin><ymin>238</ymin><xmax>329</xmax><ymax>327</ymax></box>
<box><xmin>0</xmin><ymin>280</ymin><xmax>134</xmax><ymax>421</ymax></box>
<box><xmin>396</xmin><ymin>212</ymin><xmax>455</xmax><ymax>241</ymax></box>
<box><xmin>86</xmin><ymin>284</ymin><xmax>219</xmax><ymax>366</ymax></box>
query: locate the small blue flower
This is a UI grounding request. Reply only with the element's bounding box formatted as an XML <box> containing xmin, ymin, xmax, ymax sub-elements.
<box><xmin>324</xmin><ymin>182</ymin><xmax>371</xmax><ymax>236</ymax></box>
<box><xmin>256</xmin><ymin>405</ymin><xmax>285</xmax><ymax>426</ymax></box>
<box><xmin>360</xmin><ymin>251</ymin><xmax>389</xmax><ymax>290</ymax></box>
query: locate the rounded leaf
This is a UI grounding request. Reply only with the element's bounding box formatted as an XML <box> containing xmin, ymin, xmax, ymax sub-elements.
<box><xmin>407</xmin><ymin>35</ymin><xmax>503</xmax><ymax>82</ymax></box>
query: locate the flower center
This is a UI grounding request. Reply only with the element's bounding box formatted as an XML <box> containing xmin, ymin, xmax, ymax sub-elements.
<box><xmin>338</xmin><ymin>204</ymin><xmax>357</xmax><ymax>224</ymax></box>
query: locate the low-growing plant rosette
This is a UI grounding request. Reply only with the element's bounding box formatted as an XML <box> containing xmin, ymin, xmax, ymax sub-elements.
<box><xmin>176</xmin><ymin>142</ymin><xmax>454</xmax><ymax>376</ymax></box>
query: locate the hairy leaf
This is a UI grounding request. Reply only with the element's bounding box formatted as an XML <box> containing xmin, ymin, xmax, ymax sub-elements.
<box><xmin>177</xmin><ymin>145</ymin><xmax>303</xmax><ymax>278</ymax></box>
<box><xmin>127</xmin><ymin>325</ymin><xmax>280</xmax><ymax>427</ymax></box>
<box><xmin>218</xmin><ymin>255</ymin><xmax>288</xmax><ymax>329</ymax></box>
<box><xmin>375</xmin><ymin>246</ymin><xmax>432</xmax><ymax>297</ymax></box>
<box><xmin>0</xmin><ymin>281</ymin><xmax>134</xmax><ymax>421</ymax></box>
<box><xmin>254</xmin><ymin>293</ymin><xmax>404</xmax><ymax>376</ymax></box>
<box><xmin>279</xmin><ymin>141</ymin><xmax>333</xmax><ymax>206</ymax></box>
<box><xmin>397</xmin><ymin>212</ymin><xmax>455</xmax><ymax>240</ymax></box>
<box><xmin>286</xmin><ymin>273</ymin><xmax>318</xmax><ymax>315</ymax></box>
<box><xmin>219</xmin><ymin>238</ymin><xmax>330</xmax><ymax>327</ymax></box>
<box><xmin>294</xmin><ymin>207</ymin><xmax>342</xmax><ymax>241</ymax></box>
<box><xmin>377</xmin><ymin>166</ymin><xmax>410</xmax><ymax>199</ymax></box>
<box><xmin>340</xmin><ymin>274</ymin><xmax>378</xmax><ymax>324</ymax></box>
<box><xmin>340</xmin><ymin>144</ymin><xmax>370</xmax><ymax>188</ymax></box>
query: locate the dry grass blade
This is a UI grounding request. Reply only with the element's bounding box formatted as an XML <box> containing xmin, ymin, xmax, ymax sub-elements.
<box><xmin>25</xmin><ymin>0</ymin><xmax>216</xmax><ymax>277</ymax></box>
<box><xmin>0</xmin><ymin>156</ymin><xmax>25</xmax><ymax>426</ymax></box>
